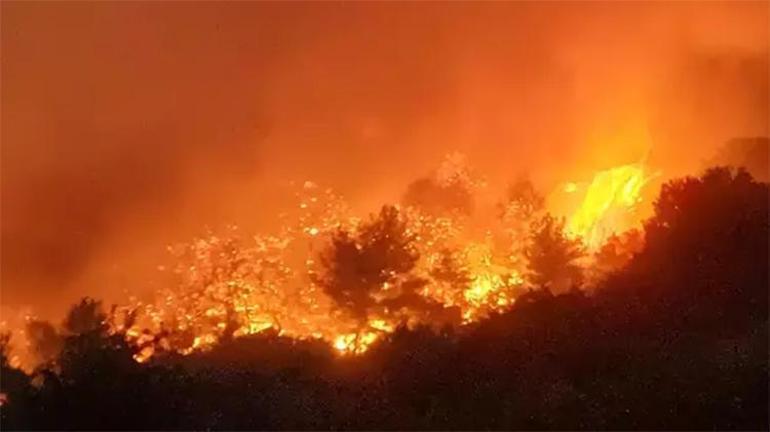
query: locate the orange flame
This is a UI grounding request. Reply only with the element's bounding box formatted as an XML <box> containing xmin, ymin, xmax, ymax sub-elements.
<box><xmin>565</xmin><ymin>163</ymin><xmax>654</xmax><ymax>250</ymax></box>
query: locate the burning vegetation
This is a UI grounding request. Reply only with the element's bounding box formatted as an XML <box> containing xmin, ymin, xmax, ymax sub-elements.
<box><xmin>3</xmin><ymin>154</ymin><xmax>659</xmax><ymax>368</ymax></box>
<box><xmin>2</xmin><ymin>162</ymin><xmax>767</xmax><ymax>431</ymax></box>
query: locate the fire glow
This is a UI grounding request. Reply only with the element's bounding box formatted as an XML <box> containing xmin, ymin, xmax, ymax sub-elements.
<box><xmin>4</xmin><ymin>158</ymin><xmax>657</xmax><ymax>367</ymax></box>
<box><xmin>566</xmin><ymin>163</ymin><xmax>655</xmax><ymax>250</ymax></box>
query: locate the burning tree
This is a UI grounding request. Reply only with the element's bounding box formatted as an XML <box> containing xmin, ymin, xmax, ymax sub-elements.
<box><xmin>590</xmin><ymin>229</ymin><xmax>644</xmax><ymax>280</ymax></box>
<box><xmin>63</xmin><ymin>298</ymin><xmax>108</xmax><ymax>336</ymax></box>
<box><xmin>498</xmin><ymin>177</ymin><xmax>545</xmax><ymax>222</ymax></box>
<box><xmin>403</xmin><ymin>153</ymin><xmax>482</xmax><ymax>216</ymax></box>
<box><xmin>524</xmin><ymin>214</ymin><xmax>585</xmax><ymax>293</ymax></box>
<box><xmin>316</xmin><ymin>205</ymin><xmax>421</xmax><ymax>324</ymax></box>
<box><xmin>497</xmin><ymin>176</ymin><xmax>546</xmax><ymax>273</ymax></box>
<box><xmin>430</xmin><ymin>248</ymin><xmax>471</xmax><ymax>297</ymax></box>
<box><xmin>8</xmin><ymin>156</ymin><xmax>666</xmax><ymax>364</ymax></box>
<box><xmin>25</xmin><ymin>320</ymin><xmax>63</xmax><ymax>368</ymax></box>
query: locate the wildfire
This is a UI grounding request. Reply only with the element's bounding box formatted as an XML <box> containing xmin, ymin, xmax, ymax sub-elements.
<box><xmin>565</xmin><ymin>163</ymin><xmax>654</xmax><ymax>250</ymax></box>
<box><xmin>333</xmin><ymin>331</ymin><xmax>379</xmax><ymax>355</ymax></box>
<box><xmin>5</xmin><ymin>158</ymin><xmax>657</xmax><ymax>369</ymax></box>
<box><xmin>114</xmin><ymin>174</ymin><xmax>531</xmax><ymax>361</ymax></box>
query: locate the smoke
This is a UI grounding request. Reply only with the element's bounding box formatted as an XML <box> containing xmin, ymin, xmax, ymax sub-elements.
<box><xmin>1</xmin><ymin>2</ymin><xmax>767</xmax><ymax>318</ymax></box>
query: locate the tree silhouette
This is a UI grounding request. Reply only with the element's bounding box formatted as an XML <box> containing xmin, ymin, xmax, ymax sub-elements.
<box><xmin>62</xmin><ymin>297</ymin><xmax>108</xmax><ymax>336</ymax></box>
<box><xmin>590</xmin><ymin>229</ymin><xmax>643</xmax><ymax>280</ymax></box>
<box><xmin>430</xmin><ymin>248</ymin><xmax>471</xmax><ymax>292</ymax></box>
<box><xmin>0</xmin><ymin>333</ymin><xmax>35</xmax><ymax>430</ymax></box>
<box><xmin>498</xmin><ymin>177</ymin><xmax>545</xmax><ymax>222</ymax></box>
<box><xmin>631</xmin><ymin>166</ymin><xmax>769</xmax><ymax>329</ymax></box>
<box><xmin>524</xmin><ymin>214</ymin><xmax>585</xmax><ymax>292</ymax></box>
<box><xmin>497</xmin><ymin>176</ymin><xmax>546</xmax><ymax>273</ymax></box>
<box><xmin>403</xmin><ymin>177</ymin><xmax>474</xmax><ymax>215</ymax></box>
<box><xmin>316</xmin><ymin>205</ymin><xmax>420</xmax><ymax>321</ymax></box>
<box><xmin>403</xmin><ymin>153</ymin><xmax>478</xmax><ymax>215</ymax></box>
<box><xmin>25</xmin><ymin>320</ymin><xmax>63</xmax><ymax>368</ymax></box>
<box><xmin>45</xmin><ymin>298</ymin><xmax>147</xmax><ymax>429</ymax></box>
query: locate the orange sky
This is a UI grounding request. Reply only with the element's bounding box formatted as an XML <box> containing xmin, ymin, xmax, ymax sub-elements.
<box><xmin>2</xmin><ymin>2</ymin><xmax>768</xmax><ymax>317</ymax></box>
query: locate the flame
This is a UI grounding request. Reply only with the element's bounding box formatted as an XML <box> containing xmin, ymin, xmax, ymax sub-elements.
<box><xmin>459</xmin><ymin>241</ymin><xmax>523</xmax><ymax>322</ymax></box>
<box><xmin>333</xmin><ymin>330</ymin><xmax>380</xmax><ymax>355</ymax></box>
<box><xmin>4</xmin><ymin>158</ymin><xmax>656</xmax><ymax>369</ymax></box>
<box><xmin>566</xmin><ymin>163</ymin><xmax>653</xmax><ymax>250</ymax></box>
<box><xmin>109</xmin><ymin>181</ymin><xmax>530</xmax><ymax>361</ymax></box>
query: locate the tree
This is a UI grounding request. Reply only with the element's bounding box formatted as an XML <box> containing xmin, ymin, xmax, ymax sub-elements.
<box><xmin>46</xmin><ymin>298</ymin><xmax>146</xmax><ymax>429</ymax></box>
<box><xmin>402</xmin><ymin>153</ymin><xmax>478</xmax><ymax>215</ymax></box>
<box><xmin>497</xmin><ymin>177</ymin><xmax>546</xmax><ymax>272</ymax></box>
<box><xmin>430</xmin><ymin>248</ymin><xmax>471</xmax><ymax>293</ymax></box>
<box><xmin>62</xmin><ymin>297</ymin><xmax>108</xmax><ymax>336</ymax></box>
<box><xmin>403</xmin><ymin>177</ymin><xmax>474</xmax><ymax>215</ymax></box>
<box><xmin>524</xmin><ymin>214</ymin><xmax>585</xmax><ymax>293</ymax></box>
<box><xmin>498</xmin><ymin>177</ymin><xmax>545</xmax><ymax>222</ymax></box>
<box><xmin>375</xmin><ymin>247</ymin><xmax>466</xmax><ymax>328</ymax></box>
<box><xmin>316</xmin><ymin>205</ymin><xmax>420</xmax><ymax>321</ymax></box>
<box><xmin>56</xmin><ymin>298</ymin><xmax>137</xmax><ymax>382</ymax></box>
<box><xmin>26</xmin><ymin>319</ymin><xmax>63</xmax><ymax>367</ymax></box>
<box><xmin>631</xmin><ymin>166</ymin><xmax>768</xmax><ymax>328</ymax></box>
<box><xmin>0</xmin><ymin>332</ymin><xmax>36</xmax><ymax>430</ymax></box>
<box><xmin>590</xmin><ymin>229</ymin><xmax>644</xmax><ymax>281</ymax></box>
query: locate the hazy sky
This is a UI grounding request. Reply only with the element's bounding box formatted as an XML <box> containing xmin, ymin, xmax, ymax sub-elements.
<box><xmin>2</xmin><ymin>2</ymin><xmax>767</xmax><ymax>316</ymax></box>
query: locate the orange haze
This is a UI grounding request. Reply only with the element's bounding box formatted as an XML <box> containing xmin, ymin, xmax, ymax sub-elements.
<box><xmin>2</xmin><ymin>2</ymin><xmax>768</xmax><ymax>320</ymax></box>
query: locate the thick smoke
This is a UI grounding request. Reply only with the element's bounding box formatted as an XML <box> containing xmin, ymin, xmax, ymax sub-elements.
<box><xmin>1</xmin><ymin>2</ymin><xmax>767</xmax><ymax>318</ymax></box>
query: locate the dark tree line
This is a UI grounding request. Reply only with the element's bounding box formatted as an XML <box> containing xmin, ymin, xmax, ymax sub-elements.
<box><xmin>1</xmin><ymin>166</ymin><xmax>767</xmax><ymax>430</ymax></box>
